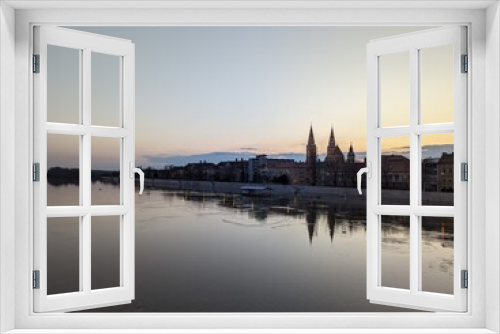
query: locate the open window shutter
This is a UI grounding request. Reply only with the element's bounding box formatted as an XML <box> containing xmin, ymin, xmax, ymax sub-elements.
<box><xmin>365</xmin><ymin>26</ymin><xmax>467</xmax><ymax>312</ymax></box>
<box><xmin>33</xmin><ymin>26</ymin><xmax>136</xmax><ymax>312</ymax></box>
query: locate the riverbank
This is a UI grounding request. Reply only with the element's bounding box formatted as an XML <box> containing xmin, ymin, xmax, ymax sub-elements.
<box><xmin>139</xmin><ymin>179</ymin><xmax>453</xmax><ymax>205</ymax></box>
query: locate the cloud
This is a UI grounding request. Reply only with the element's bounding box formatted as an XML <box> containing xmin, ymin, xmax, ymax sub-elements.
<box><xmin>421</xmin><ymin>144</ymin><xmax>454</xmax><ymax>158</ymax></box>
<box><xmin>382</xmin><ymin>144</ymin><xmax>453</xmax><ymax>159</ymax></box>
<box><xmin>142</xmin><ymin>151</ymin><xmax>311</xmax><ymax>167</ymax></box>
<box><xmin>140</xmin><ymin>144</ymin><xmax>451</xmax><ymax>168</ymax></box>
<box><xmin>143</xmin><ymin>152</ymin><xmax>253</xmax><ymax>166</ymax></box>
<box><xmin>239</xmin><ymin>147</ymin><xmax>259</xmax><ymax>151</ymax></box>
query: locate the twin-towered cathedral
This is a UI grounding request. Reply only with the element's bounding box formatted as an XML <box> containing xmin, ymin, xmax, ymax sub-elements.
<box><xmin>161</xmin><ymin>124</ymin><xmax>365</xmax><ymax>187</ymax></box>
<box><xmin>305</xmin><ymin>125</ymin><xmax>362</xmax><ymax>186</ymax></box>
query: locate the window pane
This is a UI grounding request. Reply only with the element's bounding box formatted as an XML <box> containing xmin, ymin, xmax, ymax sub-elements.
<box><xmin>420</xmin><ymin>45</ymin><xmax>454</xmax><ymax>124</ymax></box>
<box><xmin>92</xmin><ymin>52</ymin><xmax>121</xmax><ymax>127</ymax></box>
<box><xmin>91</xmin><ymin>137</ymin><xmax>121</xmax><ymax>205</ymax></box>
<box><xmin>47</xmin><ymin>45</ymin><xmax>80</xmax><ymax>124</ymax></box>
<box><xmin>421</xmin><ymin>133</ymin><xmax>454</xmax><ymax>206</ymax></box>
<box><xmin>380</xmin><ymin>52</ymin><xmax>410</xmax><ymax>127</ymax></box>
<box><xmin>91</xmin><ymin>216</ymin><xmax>121</xmax><ymax>290</ymax></box>
<box><xmin>421</xmin><ymin>217</ymin><xmax>454</xmax><ymax>295</ymax></box>
<box><xmin>381</xmin><ymin>136</ymin><xmax>410</xmax><ymax>205</ymax></box>
<box><xmin>47</xmin><ymin>134</ymin><xmax>80</xmax><ymax>206</ymax></box>
<box><xmin>47</xmin><ymin>217</ymin><xmax>80</xmax><ymax>295</ymax></box>
<box><xmin>381</xmin><ymin>215</ymin><xmax>410</xmax><ymax>290</ymax></box>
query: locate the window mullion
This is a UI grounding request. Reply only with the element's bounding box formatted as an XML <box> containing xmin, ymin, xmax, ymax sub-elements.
<box><xmin>409</xmin><ymin>47</ymin><xmax>420</xmax><ymax>294</ymax></box>
<box><xmin>78</xmin><ymin>48</ymin><xmax>84</xmax><ymax>292</ymax></box>
<box><xmin>82</xmin><ymin>47</ymin><xmax>92</xmax><ymax>294</ymax></box>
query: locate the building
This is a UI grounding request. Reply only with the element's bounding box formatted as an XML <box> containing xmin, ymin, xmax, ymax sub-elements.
<box><xmin>217</xmin><ymin>159</ymin><xmax>248</xmax><ymax>182</ymax></box>
<box><xmin>422</xmin><ymin>157</ymin><xmax>439</xmax><ymax>192</ymax></box>
<box><xmin>306</xmin><ymin>125</ymin><xmax>317</xmax><ymax>185</ymax></box>
<box><xmin>422</xmin><ymin>153</ymin><xmax>454</xmax><ymax>193</ymax></box>
<box><xmin>183</xmin><ymin>161</ymin><xmax>217</xmax><ymax>181</ymax></box>
<box><xmin>324</xmin><ymin>126</ymin><xmax>345</xmax><ymax>166</ymax></box>
<box><xmin>248</xmin><ymin>154</ymin><xmax>307</xmax><ymax>185</ymax></box>
<box><xmin>305</xmin><ymin>125</ymin><xmax>365</xmax><ymax>187</ymax></box>
<box><xmin>161</xmin><ymin>124</ymin><xmax>369</xmax><ymax>188</ymax></box>
<box><xmin>381</xmin><ymin>154</ymin><xmax>410</xmax><ymax>190</ymax></box>
<box><xmin>438</xmin><ymin>152</ymin><xmax>454</xmax><ymax>192</ymax></box>
<box><xmin>347</xmin><ymin>142</ymin><xmax>355</xmax><ymax>164</ymax></box>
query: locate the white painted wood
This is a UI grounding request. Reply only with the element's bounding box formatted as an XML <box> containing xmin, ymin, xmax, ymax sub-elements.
<box><xmin>3</xmin><ymin>0</ymin><xmax>497</xmax><ymax>10</ymax></box>
<box><xmin>372</xmin><ymin>205</ymin><xmax>455</xmax><ymax>217</ymax></box>
<box><xmin>485</xmin><ymin>3</ymin><xmax>500</xmax><ymax>333</ymax></box>
<box><xmin>1</xmin><ymin>330</ymin><xmax>498</xmax><ymax>334</ymax></box>
<box><xmin>366</xmin><ymin>26</ymin><xmax>467</xmax><ymax>312</ymax></box>
<box><xmin>453</xmin><ymin>25</ymin><xmax>468</xmax><ymax>314</ymax></box>
<box><xmin>372</xmin><ymin>123</ymin><xmax>455</xmax><ymax>137</ymax></box>
<box><xmin>33</xmin><ymin>26</ymin><xmax>135</xmax><ymax>313</ymax></box>
<box><xmin>46</xmin><ymin>206</ymin><xmax>130</xmax><ymax>217</ymax></box>
<box><xmin>121</xmin><ymin>38</ymin><xmax>136</xmax><ymax>299</ymax></box>
<box><xmin>78</xmin><ymin>44</ymin><xmax>85</xmax><ymax>293</ymax></box>
<box><xmin>0</xmin><ymin>2</ymin><xmax>17</xmax><ymax>333</ymax></box>
<box><xmin>82</xmin><ymin>45</ymin><xmax>92</xmax><ymax>301</ymax></box>
<box><xmin>90</xmin><ymin>126</ymin><xmax>130</xmax><ymax>138</ymax></box>
<box><xmin>33</xmin><ymin>24</ymin><xmax>49</xmax><ymax>314</ymax></box>
<box><xmin>46</xmin><ymin>123</ymin><xmax>130</xmax><ymax>137</ymax></box>
<box><xmin>10</xmin><ymin>6</ymin><xmax>489</xmax><ymax>332</ymax></box>
<box><xmin>409</xmin><ymin>43</ymin><xmax>420</xmax><ymax>297</ymax></box>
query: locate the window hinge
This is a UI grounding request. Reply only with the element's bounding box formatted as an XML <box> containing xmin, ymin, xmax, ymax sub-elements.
<box><xmin>33</xmin><ymin>54</ymin><xmax>40</xmax><ymax>73</ymax></box>
<box><xmin>461</xmin><ymin>54</ymin><xmax>468</xmax><ymax>73</ymax></box>
<box><xmin>33</xmin><ymin>163</ymin><xmax>40</xmax><ymax>182</ymax></box>
<box><xmin>461</xmin><ymin>270</ymin><xmax>468</xmax><ymax>289</ymax></box>
<box><xmin>461</xmin><ymin>162</ymin><xmax>468</xmax><ymax>181</ymax></box>
<box><xmin>33</xmin><ymin>270</ymin><xmax>40</xmax><ymax>289</ymax></box>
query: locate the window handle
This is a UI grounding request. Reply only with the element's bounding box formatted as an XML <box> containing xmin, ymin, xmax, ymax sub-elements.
<box><xmin>357</xmin><ymin>162</ymin><xmax>371</xmax><ymax>195</ymax></box>
<box><xmin>129</xmin><ymin>162</ymin><xmax>145</xmax><ymax>195</ymax></box>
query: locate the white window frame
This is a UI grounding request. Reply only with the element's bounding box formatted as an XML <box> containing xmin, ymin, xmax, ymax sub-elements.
<box><xmin>1</xmin><ymin>1</ymin><xmax>499</xmax><ymax>333</ymax></box>
<box><xmin>365</xmin><ymin>26</ymin><xmax>468</xmax><ymax>312</ymax></box>
<box><xmin>33</xmin><ymin>26</ymin><xmax>136</xmax><ymax>313</ymax></box>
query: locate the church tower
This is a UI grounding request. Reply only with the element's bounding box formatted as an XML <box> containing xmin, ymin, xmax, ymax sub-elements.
<box><xmin>347</xmin><ymin>142</ymin><xmax>355</xmax><ymax>163</ymax></box>
<box><xmin>325</xmin><ymin>125</ymin><xmax>343</xmax><ymax>165</ymax></box>
<box><xmin>326</xmin><ymin>126</ymin><xmax>336</xmax><ymax>158</ymax></box>
<box><xmin>306</xmin><ymin>125</ymin><xmax>317</xmax><ymax>186</ymax></box>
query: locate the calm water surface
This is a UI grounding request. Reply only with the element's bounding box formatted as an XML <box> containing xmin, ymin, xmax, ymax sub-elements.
<box><xmin>47</xmin><ymin>183</ymin><xmax>453</xmax><ymax>312</ymax></box>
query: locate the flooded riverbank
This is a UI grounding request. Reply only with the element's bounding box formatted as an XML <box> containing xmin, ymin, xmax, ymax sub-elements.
<box><xmin>45</xmin><ymin>183</ymin><xmax>453</xmax><ymax>312</ymax></box>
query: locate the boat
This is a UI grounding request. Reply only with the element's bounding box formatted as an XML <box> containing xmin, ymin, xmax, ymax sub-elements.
<box><xmin>240</xmin><ymin>185</ymin><xmax>272</xmax><ymax>197</ymax></box>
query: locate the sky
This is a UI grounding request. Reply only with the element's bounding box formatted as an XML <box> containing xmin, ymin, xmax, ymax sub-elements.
<box><xmin>46</xmin><ymin>26</ymin><xmax>454</xmax><ymax>170</ymax></box>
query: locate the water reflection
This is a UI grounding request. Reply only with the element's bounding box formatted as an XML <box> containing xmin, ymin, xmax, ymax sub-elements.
<box><xmin>56</xmin><ymin>184</ymin><xmax>454</xmax><ymax>312</ymax></box>
<box><xmin>176</xmin><ymin>190</ymin><xmax>367</xmax><ymax>246</ymax></box>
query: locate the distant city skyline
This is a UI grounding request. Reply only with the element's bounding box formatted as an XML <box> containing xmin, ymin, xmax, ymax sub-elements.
<box><xmin>47</xmin><ymin>26</ymin><xmax>453</xmax><ymax>170</ymax></box>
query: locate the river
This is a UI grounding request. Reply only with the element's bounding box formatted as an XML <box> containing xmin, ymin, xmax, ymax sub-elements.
<box><xmin>46</xmin><ymin>182</ymin><xmax>454</xmax><ymax>312</ymax></box>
